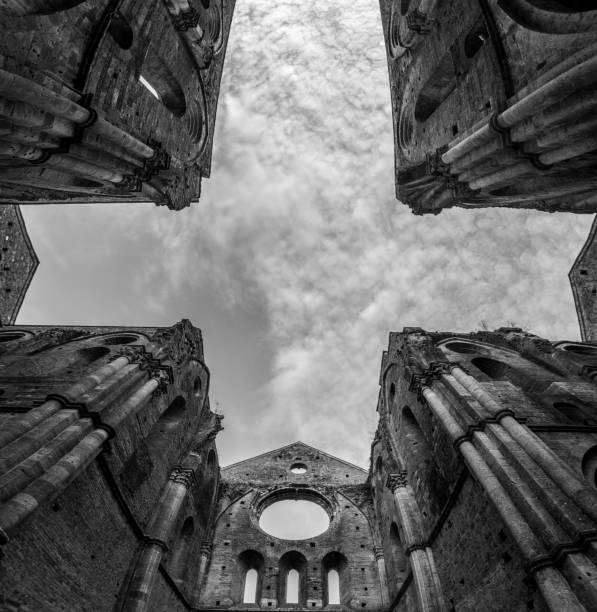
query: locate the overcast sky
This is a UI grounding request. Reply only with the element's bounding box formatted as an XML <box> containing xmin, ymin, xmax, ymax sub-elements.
<box><xmin>18</xmin><ymin>0</ymin><xmax>593</xmax><ymax>469</ymax></box>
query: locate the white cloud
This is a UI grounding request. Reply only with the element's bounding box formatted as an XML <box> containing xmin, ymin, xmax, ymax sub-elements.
<box><xmin>19</xmin><ymin>0</ymin><xmax>594</xmax><ymax>468</ymax></box>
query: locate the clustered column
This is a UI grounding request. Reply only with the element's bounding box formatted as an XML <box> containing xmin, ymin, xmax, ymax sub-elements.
<box><xmin>413</xmin><ymin>360</ymin><xmax>597</xmax><ymax>611</ymax></box>
<box><xmin>386</xmin><ymin>471</ymin><xmax>447</xmax><ymax>612</ymax></box>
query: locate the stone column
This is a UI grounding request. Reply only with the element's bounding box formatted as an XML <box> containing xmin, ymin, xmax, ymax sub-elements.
<box><xmin>119</xmin><ymin>462</ymin><xmax>199</xmax><ymax>612</ymax></box>
<box><xmin>421</xmin><ymin>385</ymin><xmax>586</xmax><ymax>612</ymax></box>
<box><xmin>374</xmin><ymin>546</ymin><xmax>389</xmax><ymax>608</ymax></box>
<box><xmin>386</xmin><ymin>472</ymin><xmax>447</xmax><ymax>612</ymax></box>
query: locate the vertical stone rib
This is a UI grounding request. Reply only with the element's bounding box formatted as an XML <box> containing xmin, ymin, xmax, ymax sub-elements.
<box><xmin>119</xmin><ymin>461</ymin><xmax>199</xmax><ymax>612</ymax></box>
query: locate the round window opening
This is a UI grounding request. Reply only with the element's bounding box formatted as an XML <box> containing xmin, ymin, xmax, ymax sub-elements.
<box><xmin>259</xmin><ymin>499</ymin><xmax>330</xmax><ymax>540</ymax></box>
<box><xmin>290</xmin><ymin>462</ymin><xmax>307</xmax><ymax>474</ymax></box>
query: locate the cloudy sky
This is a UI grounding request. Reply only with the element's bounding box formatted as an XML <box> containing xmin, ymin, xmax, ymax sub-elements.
<box><xmin>18</xmin><ymin>0</ymin><xmax>593</xmax><ymax>469</ymax></box>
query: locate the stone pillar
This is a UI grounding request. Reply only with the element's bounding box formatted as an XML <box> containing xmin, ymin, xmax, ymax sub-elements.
<box><xmin>421</xmin><ymin>385</ymin><xmax>586</xmax><ymax>612</ymax></box>
<box><xmin>119</xmin><ymin>462</ymin><xmax>199</xmax><ymax>612</ymax></box>
<box><xmin>386</xmin><ymin>472</ymin><xmax>447</xmax><ymax>612</ymax></box>
<box><xmin>191</xmin><ymin>541</ymin><xmax>213</xmax><ymax>603</ymax></box>
<box><xmin>374</xmin><ymin>546</ymin><xmax>389</xmax><ymax>608</ymax></box>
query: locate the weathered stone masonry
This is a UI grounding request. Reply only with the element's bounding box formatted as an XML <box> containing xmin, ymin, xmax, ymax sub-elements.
<box><xmin>371</xmin><ymin>327</ymin><xmax>597</xmax><ymax>611</ymax></box>
<box><xmin>0</xmin><ymin>0</ymin><xmax>235</xmax><ymax>210</ymax></box>
<box><xmin>0</xmin><ymin>204</ymin><xmax>38</xmax><ymax>325</ymax></box>
<box><xmin>381</xmin><ymin>1</ymin><xmax>597</xmax><ymax>214</ymax></box>
<box><xmin>0</xmin><ymin>320</ymin><xmax>222</xmax><ymax>611</ymax></box>
<box><xmin>198</xmin><ymin>442</ymin><xmax>389</xmax><ymax>611</ymax></box>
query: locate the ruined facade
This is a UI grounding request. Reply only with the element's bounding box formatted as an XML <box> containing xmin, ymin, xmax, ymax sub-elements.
<box><xmin>381</xmin><ymin>1</ymin><xmax>597</xmax><ymax>215</ymax></box>
<box><xmin>198</xmin><ymin>441</ymin><xmax>388</xmax><ymax>610</ymax></box>
<box><xmin>0</xmin><ymin>0</ymin><xmax>234</xmax><ymax>210</ymax></box>
<box><xmin>0</xmin><ymin>320</ymin><xmax>222</xmax><ymax>611</ymax></box>
<box><xmin>570</xmin><ymin>217</ymin><xmax>597</xmax><ymax>343</ymax></box>
<box><xmin>1</xmin><ymin>323</ymin><xmax>597</xmax><ymax>611</ymax></box>
<box><xmin>371</xmin><ymin>327</ymin><xmax>597</xmax><ymax>611</ymax></box>
<box><xmin>0</xmin><ymin>205</ymin><xmax>38</xmax><ymax>325</ymax></box>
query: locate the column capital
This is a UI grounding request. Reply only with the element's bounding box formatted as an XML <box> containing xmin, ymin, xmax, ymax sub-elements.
<box><xmin>386</xmin><ymin>471</ymin><xmax>408</xmax><ymax>491</ymax></box>
<box><xmin>169</xmin><ymin>465</ymin><xmax>196</xmax><ymax>488</ymax></box>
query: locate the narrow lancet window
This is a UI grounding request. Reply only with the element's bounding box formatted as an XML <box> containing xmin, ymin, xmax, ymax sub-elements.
<box><xmin>286</xmin><ymin>569</ymin><xmax>299</xmax><ymax>603</ymax></box>
<box><xmin>327</xmin><ymin>569</ymin><xmax>340</xmax><ymax>605</ymax></box>
<box><xmin>243</xmin><ymin>568</ymin><xmax>258</xmax><ymax>603</ymax></box>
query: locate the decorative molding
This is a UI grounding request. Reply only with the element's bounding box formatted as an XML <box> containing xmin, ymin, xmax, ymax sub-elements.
<box><xmin>385</xmin><ymin>471</ymin><xmax>408</xmax><ymax>491</ymax></box>
<box><xmin>170</xmin><ymin>466</ymin><xmax>196</xmax><ymax>489</ymax></box>
<box><xmin>406</xmin><ymin>10</ymin><xmax>434</xmax><ymax>34</ymax></box>
<box><xmin>171</xmin><ymin>6</ymin><xmax>200</xmax><ymax>30</ymax></box>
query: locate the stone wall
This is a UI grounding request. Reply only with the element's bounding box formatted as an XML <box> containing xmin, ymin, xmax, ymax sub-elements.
<box><xmin>381</xmin><ymin>0</ymin><xmax>597</xmax><ymax>214</ymax></box>
<box><xmin>0</xmin><ymin>0</ymin><xmax>235</xmax><ymax>209</ymax></box>
<box><xmin>0</xmin><ymin>321</ymin><xmax>222</xmax><ymax>611</ymax></box>
<box><xmin>199</xmin><ymin>442</ymin><xmax>386</xmax><ymax>610</ymax></box>
<box><xmin>370</xmin><ymin>327</ymin><xmax>597</xmax><ymax>611</ymax></box>
<box><xmin>0</xmin><ymin>205</ymin><xmax>38</xmax><ymax>325</ymax></box>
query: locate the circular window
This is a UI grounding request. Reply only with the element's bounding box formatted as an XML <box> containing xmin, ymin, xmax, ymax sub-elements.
<box><xmin>102</xmin><ymin>334</ymin><xmax>138</xmax><ymax>346</ymax></box>
<box><xmin>443</xmin><ymin>341</ymin><xmax>481</xmax><ymax>354</ymax></box>
<box><xmin>259</xmin><ymin>499</ymin><xmax>330</xmax><ymax>540</ymax></box>
<box><xmin>290</xmin><ymin>463</ymin><xmax>307</xmax><ymax>474</ymax></box>
<box><xmin>562</xmin><ymin>344</ymin><xmax>597</xmax><ymax>356</ymax></box>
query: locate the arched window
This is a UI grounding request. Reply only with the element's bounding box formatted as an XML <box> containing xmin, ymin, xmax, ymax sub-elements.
<box><xmin>327</xmin><ymin>570</ymin><xmax>340</xmax><ymax>605</ymax></box>
<box><xmin>0</xmin><ymin>332</ymin><xmax>26</xmax><ymax>343</ymax></box>
<box><xmin>401</xmin><ymin>408</ymin><xmax>448</xmax><ymax>511</ymax></box>
<box><xmin>243</xmin><ymin>569</ymin><xmax>259</xmax><ymax>603</ymax></box>
<box><xmin>279</xmin><ymin>551</ymin><xmax>307</xmax><ymax>606</ymax></box>
<box><xmin>238</xmin><ymin>550</ymin><xmax>264</xmax><ymax>605</ymax></box>
<box><xmin>108</xmin><ymin>12</ymin><xmax>133</xmax><ymax>49</ymax></box>
<box><xmin>582</xmin><ymin>445</ymin><xmax>597</xmax><ymax>489</ymax></box>
<box><xmin>554</xmin><ymin>402</ymin><xmax>596</xmax><ymax>426</ymax></box>
<box><xmin>140</xmin><ymin>45</ymin><xmax>186</xmax><ymax>117</ymax></box>
<box><xmin>145</xmin><ymin>396</ymin><xmax>186</xmax><ymax>462</ymax></box>
<box><xmin>101</xmin><ymin>334</ymin><xmax>138</xmax><ymax>346</ymax></box>
<box><xmin>389</xmin><ymin>523</ymin><xmax>408</xmax><ymax>576</ymax></box>
<box><xmin>286</xmin><ymin>569</ymin><xmax>299</xmax><ymax>604</ymax></box>
<box><xmin>415</xmin><ymin>51</ymin><xmax>456</xmax><ymax>121</ymax></box>
<box><xmin>322</xmin><ymin>552</ymin><xmax>349</xmax><ymax>606</ymax></box>
<box><xmin>524</xmin><ymin>0</ymin><xmax>597</xmax><ymax>12</ymax></box>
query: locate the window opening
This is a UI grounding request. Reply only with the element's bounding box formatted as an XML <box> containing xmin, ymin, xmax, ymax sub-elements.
<box><xmin>328</xmin><ymin>569</ymin><xmax>340</xmax><ymax>605</ymax></box>
<box><xmin>139</xmin><ymin>75</ymin><xmax>160</xmax><ymax>100</ymax></box>
<box><xmin>243</xmin><ymin>569</ymin><xmax>259</xmax><ymax>603</ymax></box>
<box><xmin>259</xmin><ymin>499</ymin><xmax>329</xmax><ymax>539</ymax></box>
<box><xmin>286</xmin><ymin>569</ymin><xmax>299</xmax><ymax>603</ymax></box>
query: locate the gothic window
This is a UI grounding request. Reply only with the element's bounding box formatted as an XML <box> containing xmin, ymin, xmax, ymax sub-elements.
<box><xmin>140</xmin><ymin>45</ymin><xmax>187</xmax><ymax>117</ymax></box>
<box><xmin>415</xmin><ymin>50</ymin><xmax>456</xmax><ymax>121</ymax></box>
<box><xmin>581</xmin><ymin>445</ymin><xmax>597</xmax><ymax>489</ymax></box>
<box><xmin>286</xmin><ymin>569</ymin><xmax>299</xmax><ymax>603</ymax></box>
<box><xmin>108</xmin><ymin>12</ymin><xmax>133</xmax><ymax>50</ymax></box>
<box><xmin>145</xmin><ymin>396</ymin><xmax>187</xmax><ymax>463</ymax></box>
<box><xmin>101</xmin><ymin>334</ymin><xmax>139</xmax><ymax>346</ymax></box>
<box><xmin>562</xmin><ymin>343</ymin><xmax>597</xmax><ymax>356</ymax></box>
<box><xmin>471</xmin><ymin>356</ymin><xmax>508</xmax><ymax>379</ymax></box>
<box><xmin>464</xmin><ymin>22</ymin><xmax>489</xmax><ymax>58</ymax></box>
<box><xmin>322</xmin><ymin>552</ymin><xmax>349</xmax><ymax>606</ymax></box>
<box><xmin>243</xmin><ymin>569</ymin><xmax>259</xmax><ymax>603</ymax></box>
<box><xmin>238</xmin><ymin>550</ymin><xmax>264</xmax><ymax>604</ymax></box>
<box><xmin>278</xmin><ymin>551</ymin><xmax>307</xmax><ymax>606</ymax></box>
<box><xmin>553</xmin><ymin>402</ymin><xmax>596</xmax><ymax>426</ymax></box>
<box><xmin>327</xmin><ymin>570</ymin><xmax>340</xmax><ymax>604</ymax></box>
<box><xmin>524</xmin><ymin>0</ymin><xmax>597</xmax><ymax>12</ymax></box>
<box><xmin>389</xmin><ymin>522</ymin><xmax>408</xmax><ymax>578</ymax></box>
<box><xmin>0</xmin><ymin>332</ymin><xmax>26</xmax><ymax>343</ymax></box>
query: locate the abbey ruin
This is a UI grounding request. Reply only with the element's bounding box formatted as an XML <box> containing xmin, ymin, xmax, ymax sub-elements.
<box><xmin>1</xmin><ymin>1</ymin><xmax>597</xmax><ymax>612</ymax></box>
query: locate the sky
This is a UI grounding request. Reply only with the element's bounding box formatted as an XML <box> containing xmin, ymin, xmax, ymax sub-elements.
<box><xmin>17</xmin><ymin>0</ymin><xmax>594</xmax><ymax>469</ymax></box>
